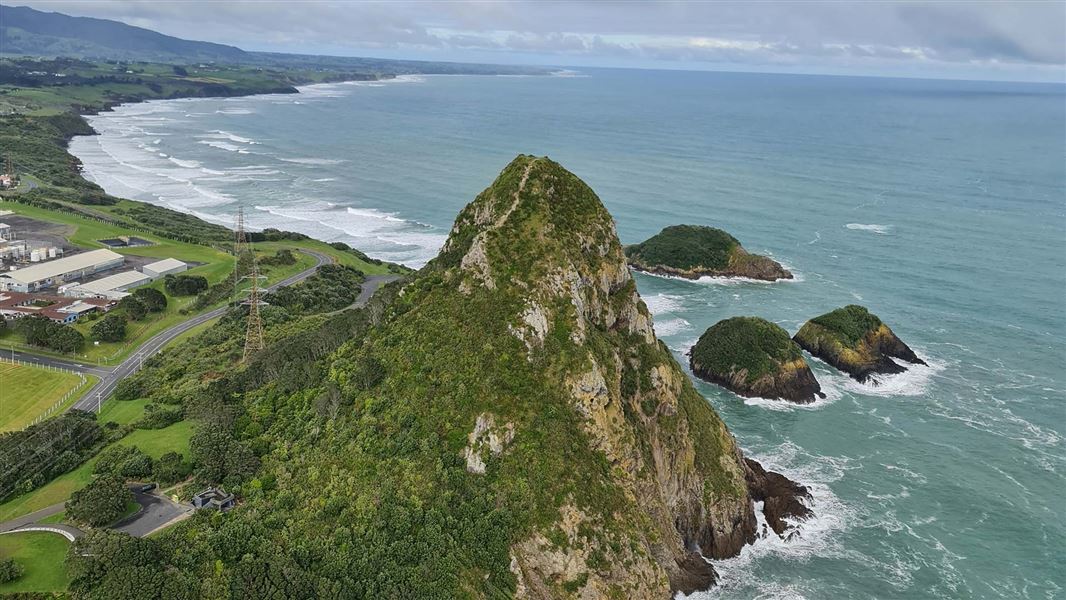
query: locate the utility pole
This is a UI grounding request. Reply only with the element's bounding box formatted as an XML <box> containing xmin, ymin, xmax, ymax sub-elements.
<box><xmin>241</xmin><ymin>256</ymin><xmax>265</xmax><ymax>362</ymax></box>
<box><xmin>233</xmin><ymin>203</ymin><xmax>249</xmax><ymax>306</ymax></box>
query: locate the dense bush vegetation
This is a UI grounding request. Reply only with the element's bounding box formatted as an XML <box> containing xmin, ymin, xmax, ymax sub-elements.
<box><xmin>0</xmin><ymin>557</ymin><xmax>23</xmax><ymax>583</ymax></box>
<box><xmin>164</xmin><ymin>274</ymin><xmax>208</xmax><ymax>296</ymax></box>
<box><xmin>808</xmin><ymin>304</ymin><xmax>883</xmax><ymax>345</ymax></box>
<box><xmin>90</xmin><ymin>313</ymin><xmax>126</xmax><ymax>342</ymax></box>
<box><xmin>0</xmin><ymin>410</ymin><xmax>102</xmax><ymax>501</ymax></box>
<box><xmin>690</xmin><ymin>317</ymin><xmax>802</xmax><ymax>383</ymax></box>
<box><xmin>258</xmin><ymin>248</ymin><xmax>296</xmax><ymax>267</ymax></box>
<box><xmin>152</xmin><ymin>452</ymin><xmax>190</xmax><ymax>485</ymax></box>
<box><xmin>16</xmin><ymin>315</ymin><xmax>84</xmax><ymax>352</ymax></box>
<box><xmin>92</xmin><ymin>445</ymin><xmax>152</xmax><ymax>479</ymax></box>
<box><xmin>117</xmin><ymin>296</ymin><xmax>147</xmax><ymax>321</ymax></box>
<box><xmin>67</xmin><ymin>474</ymin><xmax>133</xmax><ymax>526</ymax></box>
<box><xmin>263</xmin><ymin>264</ymin><xmax>364</xmax><ymax>314</ymax></box>
<box><xmin>132</xmin><ymin>287</ymin><xmax>167</xmax><ymax>313</ymax></box>
<box><xmin>624</xmin><ymin>224</ymin><xmax>739</xmax><ymax>270</ymax></box>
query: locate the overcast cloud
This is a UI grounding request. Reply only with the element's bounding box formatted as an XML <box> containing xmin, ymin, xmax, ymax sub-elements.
<box><xmin>12</xmin><ymin>1</ymin><xmax>1066</xmax><ymax>81</ymax></box>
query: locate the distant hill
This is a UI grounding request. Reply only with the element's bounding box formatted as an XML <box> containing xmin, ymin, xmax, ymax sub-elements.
<box><xmin>0</xmin><ymin>4</ymin><xmax>249</xmax><ymax>62</ymax></box>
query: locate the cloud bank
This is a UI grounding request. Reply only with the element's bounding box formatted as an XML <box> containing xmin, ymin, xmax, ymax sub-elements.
<box><xmin>12</xmin><ymin>1</ymin><xmax>1066</xmax><ymax>81</ymax></box>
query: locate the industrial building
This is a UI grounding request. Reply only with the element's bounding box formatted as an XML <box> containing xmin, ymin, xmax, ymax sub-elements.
<box><xmin>66</xmin><ymin>270</ymin><xmax>151</xmax><ymax>300</ymax></box>
<box><xmin>0</xmin><ymin>291</ymin><xmax>114</xmax><ymax>324</ymax></box>
<box><xmin>0</xmin><ymin>248</ymin><xmax>124</xmax><ymax>292</ymax></box>
<box><xmin>142</xmin><ymin>257</ymin><xmax>188</xmax><ymax>280</ymax></box>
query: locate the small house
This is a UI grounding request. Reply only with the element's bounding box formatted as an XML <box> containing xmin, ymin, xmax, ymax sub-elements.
<box><xmin>191</xmin><ymin>487</ymin><xmax>235</xmax><ymax>511</ymax></box>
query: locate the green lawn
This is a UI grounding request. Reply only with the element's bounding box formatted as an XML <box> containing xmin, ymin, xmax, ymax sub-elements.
<box><xmin>0</xmin><ymin>531</ymin><xmax>70</xmax><ymax>594</ymax></box>
<box><xmin>96</xmin><ymin>397</ymin><xmax>150</xmax><ymax>427</ymax></box>
<box><xmin>0</xmin><ymin>362</ymin><xmax>86</xmax><ymax>432</ymax></box>
<box><xmin>0</xmin><ymin>419</ymin><xmax>194</xmax><ymax>522</ymax></box>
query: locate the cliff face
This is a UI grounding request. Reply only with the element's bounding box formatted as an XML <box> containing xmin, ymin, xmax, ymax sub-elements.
<box><xmin>373</xmin><ymin>155</ymin><xmax>807</xmax><ymax>596</ymax></box>
<box><xmin>794</xmin><ymin>305</ymin><xmax>926</xmax><ymax>383</ymax></box>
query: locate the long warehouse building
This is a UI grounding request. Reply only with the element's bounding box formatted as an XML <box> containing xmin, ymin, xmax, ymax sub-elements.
<box><xmin>0</xmin><ymin>248</ymin><xmax>124</xmax><ymax>292</ymax></box>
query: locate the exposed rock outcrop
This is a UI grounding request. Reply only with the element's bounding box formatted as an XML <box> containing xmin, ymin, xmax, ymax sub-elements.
<box><xmin>794</xmin><ymin>305</ymin><xmax>926</xmax><ymax>383</ymax></box>
<box><xmin>345</xmin><ymin>156</ymin><xmax>812</xmax><ymax>597</ymax></box>
<box><xmin>689</xmin><ymin>317</ymin><xmax>824</xmax><ymax>404</ymax></box>
<box><xmin>625</xmin><ymin>224</ymin><xmax>792</xmax><ymax>281</ymax></box>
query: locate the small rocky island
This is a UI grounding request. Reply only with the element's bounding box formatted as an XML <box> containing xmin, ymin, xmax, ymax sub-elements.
<box><xmin>793</xmin><ymin>305</ymin><xmax>926</xmax><ymax>383</ymax></box>
<box><xmin>625</xmin><ymin>224</ymin><xmax>792</xmax><ymax>281</ymax></box>
<box><xmin>689</xmin><ymin>316</ymin><xmax>825</xmax><ymax>404</ymax></box>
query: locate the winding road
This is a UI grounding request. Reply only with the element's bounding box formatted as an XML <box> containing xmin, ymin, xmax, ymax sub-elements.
<box><xmin>7</xmin><ymin>249</ymin><xmax>401</xmax><ymax>413</ymax></box>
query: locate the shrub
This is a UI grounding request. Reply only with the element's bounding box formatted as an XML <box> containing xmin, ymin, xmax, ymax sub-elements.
<box><xmin>164</xmin><ymin>274</ymin><xmax>208</xmax><ymax>296</ymax></box>
<box><xmin>133</xmin><ymin>287</ymin><xmax>167</xmax><ymax>312</ymax></box>
<box><xmin>153</xmin><ymin>452</ymin><xmax>190</xmax><ymax>485</ymax></box>
<box><xmin>67</xmin><ymin>474</ymin><xmax>133</xmax><ymax>527</ymax></box>
<box><xmin>118</xmin><ymin>296</ymin><xmax>148</xmax><ymax>321</ymax></box>
<box><xmin>0</xmin><ymin>558</ymin><xmax>23</xmax><ymax>583</ymax></box>
<box><xmin>91</xmin><ymin>313</ymin><xmax>127</xmax><ymax>342</ymax></box>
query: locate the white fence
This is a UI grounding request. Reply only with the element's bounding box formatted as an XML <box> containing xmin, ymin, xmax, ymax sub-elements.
<box><xmin>1</xmin><ymin>357</ymin><xmax>90</xmax><ymax>430</ymax></box>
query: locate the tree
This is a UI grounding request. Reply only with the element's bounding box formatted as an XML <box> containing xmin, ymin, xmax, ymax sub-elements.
<box><xmin>133</xmin><ymin>287</ymin><xmax>167</xmax><ymax>312</ymax></box>
<box><xmin>94</xmin><ymin>445</ymin><xmax>152</xmax><ymax>478</ymax></box>
<box><xmin>153</xmin><ymin>452</ymin><xmax>190</xmax><ymax>485</ymax></box>
<box><xmin>17</xmin><ymin>316</ymin><xmax>85</xmax><ymax>353</ymax></box>
<box><xmin>119</xmin><ymin>296</ymin><xmax>148</xmax><ymax>321</ymax></box>
<box><xmin>0</xmin><ymin>558</ymin><xmax>23</xmax><ymax>583</ymax></box>
<box><xmin>172</xmin><ymin>65</ymin><xmax>188</xmax><ymax>76</ymax></box>
<box><xmin>91</xmin><ymin>313</ymin><xmax>127</xmax><ymax>342</ymax></box>
<box><xmin>164</xmin><ymin>274</ymin><xmax>208</xmax><ymax>296</ymax></box>
<box><xmin>67</xmin><ymin>474</ymin><xmax>133</xmax><ymax>527</ymax></box>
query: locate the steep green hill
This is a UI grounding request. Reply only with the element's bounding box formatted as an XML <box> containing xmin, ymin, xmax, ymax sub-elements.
<box><xmin>68</xmin><ymin>156</ymin><xmax>810</xmax><ymax>598</ymax></box>
<box><xmin>0</xmin><ymin>5</ymin><xmax>248</xmax><ymax>62</ymax></box>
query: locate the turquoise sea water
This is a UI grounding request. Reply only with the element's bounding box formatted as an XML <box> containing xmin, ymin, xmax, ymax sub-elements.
<box><xmin>70</xmin><ymin>69</ymin><xmax>1065</xmax><ymax>599</ymax></box>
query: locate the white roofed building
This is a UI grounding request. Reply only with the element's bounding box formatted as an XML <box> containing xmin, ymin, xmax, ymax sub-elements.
<box><xmin>142</xmin><ymin>257</ymin><xmax>188</xmax><ymax>280</ymax></box>
<box><xmin>0</xmin><ymin>248</ymin><xmax>124</xmax><ymax>292</ymax></box>
<box><xmin>66</xmin><ymin>270</ymin><xmax>151</xmax><ymax>299</ymax></box>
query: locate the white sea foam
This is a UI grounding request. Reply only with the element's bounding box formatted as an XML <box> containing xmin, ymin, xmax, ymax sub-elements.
<box><xmin>215</xmin><ymin>108</ymin><xmax>253</xmax><ymax>115</ymax></box>
<box><xmin>686</xmin><ymin>443</ymin><xmax>850</xmax><ymax>600</ymax></box>
<box><xmin>812</xmin><ymin>351</ymin><xmax>945</xmax><ymax>399</ymax></box>
<box><xmin>845</xmin><ymin>223</ymin><xmax>891</xmax><ymax>234</ymax></box>
<box><xmin>212</xmin><ymin>130</ymin><xmax>256</xmax><ymax>144</ymax></box>
<box><xmin>278</xmin><ymin>157</ymin><xmax>346</xmax><ymax>165</ymax></box>
<box><xmin>643</xmin><ymin>293</ymin><xmax>685</xmax><ymax>315</ymax></box>
<box><xmin>198</xmin><ymin>140</ymin><xmax>244</xmax><ymax>153</ymax></box>
<box><xmin>167</xmin><ymin>157</ymin><xmax>201</xmax><ymax>169</ymax></box>
<box><xmin>653</xmin><ymin>317</ymin><xmax>692</xmax><ymax>337</ymax></box>
<box><xmin>250</xmin><ymin>203</ymin><xmax>445</xmax><ymax>267</ymax></box>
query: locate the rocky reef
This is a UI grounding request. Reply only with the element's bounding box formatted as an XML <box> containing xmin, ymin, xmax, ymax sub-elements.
<box><xmin>625</xmin><ymin>224</ymin><xmax>792</xmax><ymax>281</ymax></box>
<box><xmin>793</xmin><ymin>304</ymin><xmax>926</xmax><ymax>383</ymax></box>
<box><xmin>689</xmin><ymin>316</ymin><xmax>824</xmax><ymax>404</ymax></box>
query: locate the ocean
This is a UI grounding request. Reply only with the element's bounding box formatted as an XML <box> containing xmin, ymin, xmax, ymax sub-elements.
<box><xmin>69</xmin><ymin>68</ymin><xmax>1066</xmax><ymax>599</ymax></box>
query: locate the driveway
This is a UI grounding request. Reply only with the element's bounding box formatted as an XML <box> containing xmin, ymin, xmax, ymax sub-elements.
<box><xmin>111</xmin><ymin>487</ymin><xmax>192</xmax><ymax>537</ymax></box>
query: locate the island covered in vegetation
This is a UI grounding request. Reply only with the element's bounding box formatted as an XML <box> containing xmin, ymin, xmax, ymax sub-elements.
<box><xmin>689</xmin><ymin>316</ymin><xmax>824</xmax><ymax>404</ymax></box>
<box><xmin>793</xmin><ymin>305</ymin><xmax>926</xmax><ymax>383</ymax></box>
<box><xmin>624</xmin><ymin>224</ymin><xmax>792</xmax><ymax>281</ymax></box>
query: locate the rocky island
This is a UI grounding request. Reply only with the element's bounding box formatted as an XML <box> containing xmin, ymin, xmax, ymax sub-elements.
<box><xmin>689</xmin><ymin>317</ymin><xmax>825</xmax><ymax>404</ymax></box>
<box><xmin>793</xmin><ymin>304</ymin><xmax>927</xmax><ymax>383</ymax></box>
<box><xmin>625</xmin><ymin>224</ymin><xmax>792</xmax><ymax>281</ymax></box>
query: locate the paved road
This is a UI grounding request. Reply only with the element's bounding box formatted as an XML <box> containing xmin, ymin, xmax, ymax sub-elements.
<box><xmin>0</xmin><ymin>502</ymin><xmax>66</xmax><ymax>534</ymax></box>
<box><xmin>113</xmin><ymin>487</ymin><xmax>192</xmax><ymax>538</ymax></box>
<box><xmin>71</xmin><ymin>249</ymin><xmax>334</xmax><ymax>411</ymax></box>
<box><xmin>9</xmin><ymin>252</ymin><xmax>401</xmax><ymax>413</ymax></box>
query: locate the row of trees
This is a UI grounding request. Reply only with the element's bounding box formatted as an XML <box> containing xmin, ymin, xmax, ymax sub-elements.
<box><xmin>0</xmin><ymin>410</ymin><xmax>101</xmax><ymax>501</ymax></box>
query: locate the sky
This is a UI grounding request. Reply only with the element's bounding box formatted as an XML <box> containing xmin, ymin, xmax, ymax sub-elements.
<box><xmin>12</xmin><ymin>1</ymin><xmax>1066</xmax><ymax>82</ymax></box>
